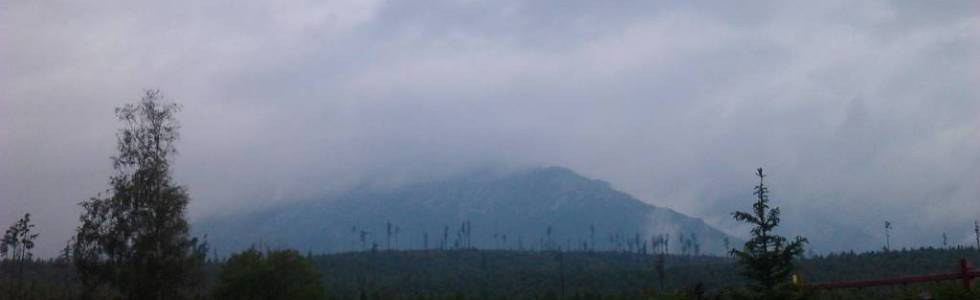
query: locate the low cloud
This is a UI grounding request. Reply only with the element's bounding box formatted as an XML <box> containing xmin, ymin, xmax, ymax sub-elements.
<box><xmin>2</xmin><ymin>0</ymin><xmax>979</xmax><ymax>255</ymax></box>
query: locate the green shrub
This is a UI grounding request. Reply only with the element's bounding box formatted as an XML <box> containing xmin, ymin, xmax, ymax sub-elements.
<box><xmin>212</xmin><ymin>248</ymin><xmax>328</xmax><ymax>300</ymax></box>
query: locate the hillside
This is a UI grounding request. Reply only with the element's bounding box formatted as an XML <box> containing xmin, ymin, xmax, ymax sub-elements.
<box><xmin>195</xmin><ymin>166</ymin><xmax>736</xmax><ymax>255</ymax></box>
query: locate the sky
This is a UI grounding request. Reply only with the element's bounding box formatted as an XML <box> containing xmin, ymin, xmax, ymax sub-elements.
<box><xmin>2</xmin><ymin>0</ymin><xmax>979</xmax><ymax>256</ymax></box>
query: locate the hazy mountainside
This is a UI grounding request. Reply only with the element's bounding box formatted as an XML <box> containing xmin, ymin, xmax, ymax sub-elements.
<box><xmin>196</xmin><ymin>167</ymin><xmax>736</xmax><ymax>255</ymax></box>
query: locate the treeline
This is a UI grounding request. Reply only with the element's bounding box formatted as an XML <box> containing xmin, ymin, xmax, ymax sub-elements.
<box><xmin>7</xmin><ymin>247</ymin><xmax>980</xmax><ymax>299</ymax></box>
<box><xmin>234</xmin><ymin>246</ymin><xmax>980</xmax><ymax>299</ymax></box>
<box><xmin>343</xmin><ymin>220</ymin><xmax>716</xmax><ymax>256</ymax></box>
<box><xmin>314</xmin><ymin>247</ymin><xmax>980</xmax><ymax>300</ymax></box>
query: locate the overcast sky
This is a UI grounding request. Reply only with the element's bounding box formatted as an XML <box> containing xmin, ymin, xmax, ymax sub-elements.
<box><xmin>2</xmin><ymin>0</ymin><xmax>979</xmax><ymax>256</ymax></box>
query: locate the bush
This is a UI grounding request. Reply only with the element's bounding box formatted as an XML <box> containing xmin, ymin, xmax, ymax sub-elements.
<box><xmin>212</xmin><ymin>248</ymin><xmax>328</xmax><ymax>300</ymax></box>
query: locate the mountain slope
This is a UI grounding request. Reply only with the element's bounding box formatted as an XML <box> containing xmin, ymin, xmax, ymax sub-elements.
<box><xmin>195</xmin><ymin>167</ymin><xmax>736</xmax><ymax>255</ymax></box>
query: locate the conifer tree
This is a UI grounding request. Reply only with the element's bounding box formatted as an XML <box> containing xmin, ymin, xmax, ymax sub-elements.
<box><xmin>442</xmin><ymin>225</ymin><xmax>449</xmax><ymax>250</ymax></box>
<box><xmin>731</xmin><ymin>168</ymin><xmax>807</xmax><ymax>297</ymax></box>
<box><xmin>359</xmin><ymin>230</ymin><xmax>369</xmax><ymax>251</ymax></box>
<box><xmin>386</xmin><ymin>220</ymin><xmax>392</xmax><ymax>250</ymax></box>
<box><xmin>1</xmin><ymin>213</ymin><xmax>38</xmax><ymax>299</ymax></box>
<box><xmin>652</xmin><ymin>234</ymin><xmax>668</xmax><ymax>290</ymax></box>
<box><xmin>394</xmin><ymin>226</ymin><xmax>400</xmax><ymax>249</ymax></box>
<box><xmin>884</xmin><ymin>221</ymin><xmax>892</xmax><ymax>251</ymax></box>
<box><xmin>974</xmin><ymin>220</ymin><xmax>978</xmax><ymax>250</ymax></box>
<box><xmin>690</xmin><ymin>233</ymin><xmax>700</xmax><ymax>256</ymax></box>
<box><xmin>589</xmin><ymin>224</ymin><xmax>596</xmax><ymax>252</ymax></box>
<box><xmin>350</xmin><ymin>226</ymin><xmax>358</xmax><ymax>251</ymax></box>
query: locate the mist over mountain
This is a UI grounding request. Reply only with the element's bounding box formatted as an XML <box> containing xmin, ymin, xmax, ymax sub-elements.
<box><xmin>196</xmin><ymin>166</ymin><xmax>736</xmax><ymax>256</ymax></box>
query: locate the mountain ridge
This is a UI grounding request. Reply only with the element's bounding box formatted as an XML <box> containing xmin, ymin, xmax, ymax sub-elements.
<box><xmin>195</xmin><ymin>166</ymin><xmax>738</xmax><ymax>255</ymax></box>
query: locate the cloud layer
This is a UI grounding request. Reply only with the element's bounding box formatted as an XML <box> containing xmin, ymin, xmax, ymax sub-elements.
<box><xmin>2</xmin><ymin>0</ymin><xmax>979</xmax><ymax>255</ymax></box>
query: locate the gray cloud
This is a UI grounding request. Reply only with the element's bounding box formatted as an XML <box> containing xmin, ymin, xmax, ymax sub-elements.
<box><xmin>2</xmin><ymin>0</ymin><xmax>979</xmax><ymax>256</ymax></box>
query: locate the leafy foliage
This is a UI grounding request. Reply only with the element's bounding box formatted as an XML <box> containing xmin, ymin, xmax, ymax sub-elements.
<box><xmin>72</xmin><ymin>90</ymin><xmax>206</xmax><ymax>299</ymax></box>
<box><xmin>212</xmin><ymin>248</ymin><xmax>327</xmax><ymax>300</ymax></box>
<box><xmin>731</xmin><ymin>168</ymin><xmax>807</xmax><ymax>297</ymax></box>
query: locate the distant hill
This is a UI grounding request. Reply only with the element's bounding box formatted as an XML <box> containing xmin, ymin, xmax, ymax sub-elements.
<box><xmin>195</xmin><ymin>166</ymin><xmax>737</xmax><ymax>255</ymax></box>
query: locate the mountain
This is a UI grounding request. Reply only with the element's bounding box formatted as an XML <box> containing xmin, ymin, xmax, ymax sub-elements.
<box><xmin>195</xmin><ymin>166</ymin><xmax>737</xmax><ymax>255</ymax></box>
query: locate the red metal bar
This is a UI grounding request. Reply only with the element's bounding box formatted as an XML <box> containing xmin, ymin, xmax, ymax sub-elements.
<box><xmin>806</xmin><ymin>259</ymin><xmax>977</xmax><ymax>290</ymax></box>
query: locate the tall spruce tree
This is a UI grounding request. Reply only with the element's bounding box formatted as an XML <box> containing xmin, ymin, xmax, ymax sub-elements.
<box><xmin>72</xmin><ymin>90</ymin><xmax>206</xmax><ymax>300</ymax></box>
<box><xmin>974</xmin><ymin>220</ymin><xmax>979</xmax><ymax>249</ymax></box>
<box><xmin>1</xmin><ymin>213</ymin><xmax>38</xmax><ymax>299</ymax></box>
<box><xmin>731</xmin><ymin>168</ymin><xmax>807</xmax><ymax>297</ymax></box>
<box><xmin>884</xmin><ymin>221</ymin><xmax>892</xmax><ymax>251</ymax></box>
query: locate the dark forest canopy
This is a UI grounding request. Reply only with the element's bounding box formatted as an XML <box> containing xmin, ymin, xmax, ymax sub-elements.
<box><xmin>7</xmin><ymin>247</ymin><xmax>980</xmax><ymax>299</ymax></box>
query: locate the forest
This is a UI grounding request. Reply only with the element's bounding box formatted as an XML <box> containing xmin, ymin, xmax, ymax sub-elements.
<box><xmin>4</xmin><ymin>246</ymin><xmax>980</xmax><ymax>299</ymax></box>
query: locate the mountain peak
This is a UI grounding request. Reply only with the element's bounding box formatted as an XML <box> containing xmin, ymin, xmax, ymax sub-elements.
<box><xmin>196</xmin><ymin>166</ymin><xmax>736</xmax><ymax>255</ymax></box>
